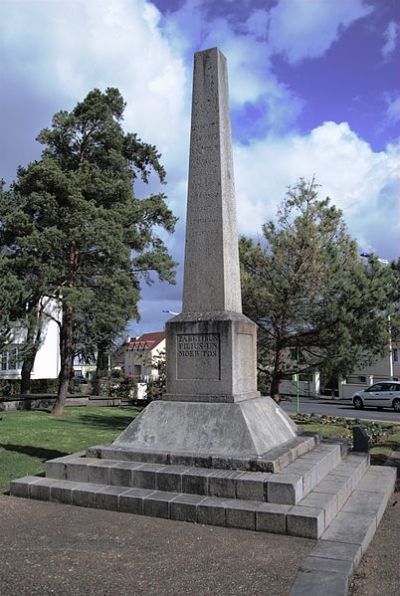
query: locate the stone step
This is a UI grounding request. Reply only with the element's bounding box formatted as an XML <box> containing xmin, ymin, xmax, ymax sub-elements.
<box><xmin>289</xmin><ymin>465</ymin><xmax>396</xmax><ymax>595</ymax></box>
<box><xmin>6</xmin><ymin>475</ymin><xmax>330</xmax><ymax>538</ymax></box>
<box><xmin>288</xmin><ymin>453</ymin><xmax>370</xmax><ymax>538</ymax></box>
<box><xmin>44</xmin><ymin>442</ymin><xmax>342</xmax><ymax>506</ymax></box>
<box><xmin>265</xmin><ymin>442</ymin><xmax>342</xmax><ymax>505</ymax></box>
<box><xmin>11</xmin><ymin>463</ymin><xmax>392</xmax><ymax>543</ymax></box>
<box><xmin>86</xmin><ymin>434</ymin><xmax>319</xmax><ymax>473</ymax></box>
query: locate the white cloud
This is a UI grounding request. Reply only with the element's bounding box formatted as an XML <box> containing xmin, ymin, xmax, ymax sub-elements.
<box><xmin>234</xmin><ymin>122</ymin><xmax>400</xmax><ymax>260</ymax></box>
<box><xmin>0</xmin><ymin>0</ymin><xmax>190</xmax><ymax>181</ymax></box>
<box><xmin>385</xmin><ymin>95</ymin><xmax>400</xmax><ymax>124</ymax></box>
<box><xmin>268</xmin><ymin>0</ymin><xmax>374</xmax><ymax>64</ymax></box>
<box><xmin>382</xmin><ymin>20</ymin><xmax>399</xmax><ymax>58</ymax></box>
<box><xmin>162</xmin><ymin>0</ymin><xmax>303</xmax><ymax>134</ymax></box>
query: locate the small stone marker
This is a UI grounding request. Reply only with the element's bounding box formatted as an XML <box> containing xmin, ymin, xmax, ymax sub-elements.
<box><xmin>352</xmin><ymin>425</ymin><xmax>370</xmax><ymax>452</ymax></box>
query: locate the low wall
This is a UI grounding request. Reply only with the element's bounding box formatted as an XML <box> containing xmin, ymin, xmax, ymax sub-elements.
<box><xmin>279</xmin><ymin>379</ymin><xmax>312</xmax><ymax>397</ymax></box>
<box><xmin>0</xmin><ymin>395</ymin><xmax>89</xmax><ymax>411</ymax></box>
<box><xmin>339</xmin><ymin>383</ymin><xmax>366</xmax><ymax>400</ymax></box>
<box><xmin>0</xmin><ymin>394</ymin><xmax>137</xmax><ymax>411</ymax></box>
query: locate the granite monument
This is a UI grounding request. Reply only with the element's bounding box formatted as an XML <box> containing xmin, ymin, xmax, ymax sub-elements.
<box><xmin>112</xmin><ymin>47</ymin><xmax>297</xmax><ymax>458</ymax></box>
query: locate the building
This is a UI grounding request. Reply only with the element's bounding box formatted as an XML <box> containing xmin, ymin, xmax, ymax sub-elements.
<box><xmin>122</xmin><ymin>331</ymin><xmax>165</xmax><ymax>381</ymax></box>
<box><xmin>338</xmin><ymin>342</ymin><xmax>400</xmax><ymax>399</ymax></box>
<box><xmin>0</xmin><ymin>298</ymin><xmax>96</xmax><ymax>382</ymax></box>
<box><xmin>0</xmin><ymin>298</ymin><xmax>61</xmax><ymax>381</ymax></box>
<box><xmin>278</xmin><ymin>341</ymin><xmax>400</xmax><ymax>399</ymax></box>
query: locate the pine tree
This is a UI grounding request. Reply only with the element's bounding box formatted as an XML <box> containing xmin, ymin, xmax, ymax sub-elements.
<box><xmin>5</xmin><ymin>88</ymin><xmax>177</xmax><ymax>415</ymax></box>
<box><xmin>240</xmin><ymin>179</ymin><xmax>398</xmax><ymax>400</ymax></box>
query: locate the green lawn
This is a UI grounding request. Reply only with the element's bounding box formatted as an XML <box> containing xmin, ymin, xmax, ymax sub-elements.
<box><xmin>0</xmin><ymin>407</ymin><xmax>139</xmax><ymax>491</ymax></box>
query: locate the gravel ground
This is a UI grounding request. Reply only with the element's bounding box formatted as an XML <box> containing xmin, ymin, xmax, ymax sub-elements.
<box><xmin>0</xmin><ymin>495</ymin><xmax>315</xmax><ymax>596</ymax></box>
<box><xmin>349</xmin><ymin>492</ymin><xmax>400</xmax><ymax>596</ymax></box>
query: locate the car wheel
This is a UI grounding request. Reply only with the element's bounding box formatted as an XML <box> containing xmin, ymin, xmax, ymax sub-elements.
<box><xmin>353</xmin><ymin>396</ymin><xmax>364</xmax><ymax>410</ymax></box>
<box><xmin>393</xmin><ymin>399</ymin><xmax>400</xmax><ymax>412</ymax></box>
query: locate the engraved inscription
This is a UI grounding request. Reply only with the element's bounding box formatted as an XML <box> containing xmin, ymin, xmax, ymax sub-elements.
<box><xmin>177</xmin><ymin>333</ymin><xmax>220</xmax><ymax>380</ymax></box>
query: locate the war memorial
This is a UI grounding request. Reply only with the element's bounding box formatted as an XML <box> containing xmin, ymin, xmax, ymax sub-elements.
<box><xmin>10</xmin><ymin>48</ymin><xmax>396</xmax><ymax>595</ymax></box>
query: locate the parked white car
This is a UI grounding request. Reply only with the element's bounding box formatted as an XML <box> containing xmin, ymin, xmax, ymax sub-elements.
<box><xmin>352</xmin><ymin>381</ymin><xmax>400</xmax><ymax>412</ymax></box>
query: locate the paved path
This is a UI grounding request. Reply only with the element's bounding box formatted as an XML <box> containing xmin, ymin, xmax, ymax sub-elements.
<box><xmin>350</xmin><ymin>492</ymin><xmax>400</xmax><ymax>596</ymax></box>
<box><xmin>2</xmin><ymin>490</ymin><xmax>400</xmax><ymax>596</ymax></box>
<box><xmin>0</xmin><ymin>495</ymin><xmax>315</xmax><ymax>596</ymax></box>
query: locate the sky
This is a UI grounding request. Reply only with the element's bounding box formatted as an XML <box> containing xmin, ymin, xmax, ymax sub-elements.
<box><xmin>1</xmin><ymin>0</ymin><xmax>399</xmax><ymax>337</ymax></box>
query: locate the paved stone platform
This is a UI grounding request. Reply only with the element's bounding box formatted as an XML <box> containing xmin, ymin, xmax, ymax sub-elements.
<box><xmin>88</xmin><ymin>433</ymin><xmax>319</xmax><ymax>472</ymax></box>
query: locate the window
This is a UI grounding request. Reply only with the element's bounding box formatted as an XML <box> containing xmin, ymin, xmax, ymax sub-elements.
<box><xmin>393</xmin><ymin>349</ymin><xmax>398</xmax><ymax>363</ymax></box>
<box><xmin>0</xmin><ymin>346</ymin><xmax>21</xmax><ymax>371</ymax></box>
<box><xmin>1</xmin><ymin>352</ymin><xmax>7</xmax><ymax>371</ymax></box>
<box><xmin>381</xmin><ymin>383</ymin><xmax>393</xmax><ymax>392</ymax></box>
<box><xmin>366</xmin><ymin>383</ymin><xmax>383</xmax><ymax>392</ymax></box>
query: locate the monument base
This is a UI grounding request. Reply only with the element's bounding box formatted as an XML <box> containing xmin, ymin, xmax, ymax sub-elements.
<box><xmin>112</xmin><ymin>396</ymin><xmax>297</xmax><ymax>459</ymax></box>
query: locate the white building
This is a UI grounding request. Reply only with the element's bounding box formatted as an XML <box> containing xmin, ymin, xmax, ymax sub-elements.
<box><xmin>121</xmin><ymin>331</ymin><xmax>165</xmax><ymax>381</ymax></box>
<box><xmin>0</xmin><ymin>298</ymin><xmax>61</xmax><ymax>380</ymax></box>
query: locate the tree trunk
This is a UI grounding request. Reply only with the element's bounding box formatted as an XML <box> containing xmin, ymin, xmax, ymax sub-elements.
<box><xmin>93</xmin><ymin>343</ymin><xmax>109</xmax><ymax>395</ymax></box>
<box><xmin>20</xmin><ymin>303</ymin><xmax>45</xmax><ymax>410</ymax></box>
<box><xmin>270</xmin><ymin>345</ymin><xmax>284</xmax><ymax>403</ymax></box>
<box><xmin>52</xmin><ymin>305</ymin><xmax>74</xmax><ymax>417</ymax></box>
<box><xmin>20</xmin><ymin>358</ymin><xmax>34</xmax><ymax>394</ymax></box>
<box><xmin>20</xmin><ymin>356</ymin><xmax>35</xmax><ymax>411</ymax></box>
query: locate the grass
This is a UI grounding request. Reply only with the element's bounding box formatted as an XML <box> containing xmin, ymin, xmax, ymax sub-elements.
<box><xmin>292</xmin><ymin>412</ymin><xmax>400</xmax><ymax>460</ymax></box>
<box><xmin>295</xmin><ymin>422</ymin><xmax>352</xmax><ymax>440</ymax></box>
<box><xmin>0</xmin><ymin>407</ymin><xmax>139</xmax><ymax>491</ymax></box>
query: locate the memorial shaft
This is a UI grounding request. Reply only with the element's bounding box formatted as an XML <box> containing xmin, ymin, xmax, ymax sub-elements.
<box><xmin>183</xmin><ymin>48</ymin><xmax>242</xmax><ymax>314</ymax></box>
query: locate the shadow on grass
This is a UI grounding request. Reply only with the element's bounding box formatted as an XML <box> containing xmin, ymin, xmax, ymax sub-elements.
<box><xmin>59</xmin><ymin>412</ymin><xmax>138</xmax><ymax>433</ymax></box>
<box><xmin>0</xmin><ymin>443</ymin><xmax>68</xmax><ymax>461</ymax></box>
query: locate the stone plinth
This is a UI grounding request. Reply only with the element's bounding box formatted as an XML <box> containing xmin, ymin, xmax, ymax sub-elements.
<box><xmin>112</xmin><ymin>397</ymin><xmax>297</xmax><ymax>457</ymax></box>
<box><xmin>164</xmin><ymin>312</ymin><xmax>259</xmax><ymax>403</ymax></box>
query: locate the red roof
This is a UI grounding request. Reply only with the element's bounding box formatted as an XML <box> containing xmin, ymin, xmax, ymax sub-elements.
<box><xmin>128</xmin><ymin>331</ymin><xmax>165</xmax><ymax>351</ymax></box>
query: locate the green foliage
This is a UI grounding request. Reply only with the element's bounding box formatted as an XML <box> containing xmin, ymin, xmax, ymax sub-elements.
<box><xmin>0</xmin><ymin>183</ymin><xmax>31</xmax><ymax>352</ymax></box>
<box><xmin>109</xmin><ymin>377</ymin><xmax>136</xmax><ymax>399</ymax></box>
<box><xmin>0</xmin><ymin>378</ymin><xmax>59</xmax><ymax>397</ymax></box>
<box><xmin>146</xmin><ymin>349</ymin><xmax>166</xmax><ymax>401</ymax></box>
<box><xmin>240</xmin><ymin>179</ymin><xmax>398</xmax><ymax>398</ymax></box>
<box><xmin>0</xmin><ymin>379</ymin><xmax>20</xmax><ymax>397</ymax></box>
<box><xmin>293</xmin><ymin>412</ymin><xmax>395</xmax><ymax>447</ymax></box>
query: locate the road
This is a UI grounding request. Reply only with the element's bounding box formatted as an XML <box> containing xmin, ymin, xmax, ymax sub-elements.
<box><xmin>280</xmin><ymin>396</ymin><xmax>400</xmax><ymax>423</ymax></box>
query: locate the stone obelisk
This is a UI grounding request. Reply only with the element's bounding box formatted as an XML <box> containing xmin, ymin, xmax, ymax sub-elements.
<box><xmin>113</xmin><ymin>48</ymin><xmax>297</xmax><ymax>457</ymax></box>
<box><xmin>164</xmin><ymin>48</ymin><xmax>260</xmax><ymax>403</ymax></box>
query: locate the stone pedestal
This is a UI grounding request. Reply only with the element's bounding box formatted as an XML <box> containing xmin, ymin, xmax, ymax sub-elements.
<box><xmin>113</xmin><ymin>397</ymin><xmax>297</xmax><ymax>457</ymax></box>
<box><xmin>164</xmin><ymin>312</ymin><xmax>259</xmax><ymax>403</ymax></box>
